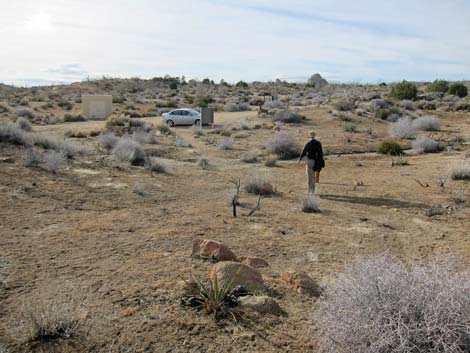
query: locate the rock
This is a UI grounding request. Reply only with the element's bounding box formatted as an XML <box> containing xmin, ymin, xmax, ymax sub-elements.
<box><xmin>239</xmin><ymin>296</ymin><xmax>284</xmax><ymax>316</ymax></box>
<box><xmin>241</xmin><ymin>257</ymin><xmax>269</xmax><ymax>269</ymax></box>
<box><xmin>192</xmin><ymin>238</ymin><xmax>238</xmax><ymax>262</ymax></box>
<box><xmin>209</xmin><ymin>261</ymin><xmax>265</xmax><ymax>292</ymax></box>
<box><xmin>307</xmin><ymin>73</ymin><xmax>328</xmax><ymax>89</ymax></box>
<box><xmin>282</xmin><ymin>271</ymin><xmax>322</xmax><ymax>297</ymax></box>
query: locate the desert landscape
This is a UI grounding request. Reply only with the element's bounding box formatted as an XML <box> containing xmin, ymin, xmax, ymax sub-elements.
<box><xmin>0</xmin><ymin>75</ymin><xmax>469</xmax><ymax>352</ymax></box>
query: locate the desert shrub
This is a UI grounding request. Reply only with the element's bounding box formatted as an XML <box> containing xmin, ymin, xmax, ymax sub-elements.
<box><xmin>64</xmin><ymin>130</ymin><xmax>87</xmax><ymax>138</ymax></box>
<box><xmin>111</xmin><ymin>137</ymin><xmax>146</xmax><ymax>165</ymax></box>
<box><xmin>302</xmin><ymin>193</ymin><xmax>321</xmax><ymax>213</ymax></box>
<box><xmin>33</xmin><ymin>134</ymin><xmax>79</xmax><ymax>158</ymax></box>
<box><xmin>42</xmin><ymin>150</ymin><xmax>66</xmax><ymax>173</ymax></box>
<box><xmin>240</xmin><ymin>150</ymin><xmax>259</xmax><ymax>163</ymax></box>
<box><xmin>378</xmin><ymin>140</ymin><xmax>402</xmax><ymax>155</ymax></box>
<box><xmin>264</xmin><ymin>155</ymin><xmax>278</xmax><ymax>167</ymax></box>
<box><xmin>63</xmin><ymin>114</ymin><xmax>85</xmax><ymax>122</ymax></box>
<box><xmin>105</xmin><ymin>114</ymin><xmax>144</xmax><ymax>134</ymax></box>
<box><xmin>155</xmin><ymin>124</ymin><xmax>172</xmax><ymax>135</ymax></box>
<box><xmin>197</xmin><ymin>157</ymin><xmax>212</xmax><ymax>169</ymax></box>
<box><xmin>412</xmin><ymin>115</ymin><xmax>440</xmax><ymax>131</ymax></box>
<box><xmin>112</xmin><ymin>96</ymin><xmax>126</xmax><ymax>103</ymax></box>
<box><xmin>147</xmin><ymin>157</ymin><xmax>169</xmax><ymax>173</ymax></box>
<box><xmin>235</xmin><ymin>80</ymin><xmax>248</xmax><ymax>88</ymax></box>
<box><xmin>175</xmin><ymin>137</ymin><xmax>191</xmax><ymax>147</ymax></box>
<box><xmin>16</xmin><ymin>117</ymin><xmax>32</xmax><ymax>132</ymax></box>
<box><xmin>426</xmin><ymin>79</ymin><xmax>449</xmax><ymax>93</ymax></box>
<box><xmin>0</xmin><ymin>104</ymin><xmax>9</xmax><ymax>113</ymax></box>
<box><xmin>314</xmin><ymin>255</ymin><xmax>470</xmax><ymax>353</ymax></box>
<box><xmin>0</xmin><ymin>123</ymin><xmax>31</xmax><ymax>146</ymax></box>
<box><xmin>392</xmin><ymin>154</ymin><xmax>409</xmax><ymax>166</ymax></box>
<box><xmin>333</xmin><ymin>99</ymin><xmax>354</xmax><ymax>111</ymax></box>
<box><xmin>23</xmin><ymin>150</ymin><xmax>42</xmax><ymax>168</ymax></box>
<box><xmin>399</xmin><ymin>99</ymin><xmax>416</xmax><ymax>110</ymax></box>
<box><xmin>194</xmin><ymin>97</ymin><xmax>213</xmax><ymax>108</ymax></box>
<box><xmin>336</xmin><ymin>113</ymin><xmax>352</xmax><ymax>122</ymax></box>
<box><xmin>223</xmin><ymin>102</ymin><xmax>251</xmax><ymax>112</ymax></box>
<box><xmin>262</xmin><ymin>100</ymin><xmax>285</xmax><ymax>110</ymax></box>
<box><xmin>132</xmin><ymin>128</ymin><xmax>157</xmax><ymax>144</ymax></box>
<box><xmin>57</xmin><ymin>100</ymin><xmax>73</xmax><ymax>110</ymax></box>
<box><xmin>272</xmin><ymin>109</ymin><xmax>304</xmax><ymax>124</ymax></box>
<box><xmin>244</xmin><ymin>173</ymin><xmax>275</xmax><ymax>195</ymax></box>
<box><xmin>155</xmin><ymin>99</ymin><xmax>178</xmax><ymax>108</ymax></box>
<box><xmin>449</xmin><ymin>161</ymin><xmax>470</xmax><ymax>180</ymax></box>
<box><xmin>375</xmin><ymin>107</ymin><xmax>401</xmax><ymax>120</ymax></box>
<box><xmin>266</xmin><ymin>131</ymin><xmax>300</xmax><ymax>159</ymax></box>
<box><xmin>97</xmin><ymin>132</ymin><xmax>119</xmax><ymax>150</ymax></box>
<box><xmin>390</xmin><ymin>81</ymin><xmax>418</xmax><ymax>100</ymax></box>
<box><xmin>448</xmin><ymin>83</ymin><xmax>468</xmax><ymax>98</ymax></box>
<box><xmin>16</xmin><ymin>109</ymin><xmax>35</xmax><ymax>119</ymax></box>
<box><xmin>369</xmin><ymin>99</ymin><xmax>388</xmax><ymax>111</ymax></box>
<box><xmin>412</xmin><ymin>136</ymin><xmax>445</xmax><ymax>154</ymax></box>
<box><xmin>389</xmin><ymin>117</ymin><xmax>417</xmax><ymax>139</ymax></box>
<box><xmin>343</xmin><ymin>123</ymin><xmax>357</xmax><ymax>132</ymax></box>
<box><xmin>218</xmin><ymin>138</ymin><xmax>234</xmax><ymax>150</ymax></box>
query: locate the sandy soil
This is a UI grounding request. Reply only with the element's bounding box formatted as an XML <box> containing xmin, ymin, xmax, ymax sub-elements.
<box><xmin>0</xmin><ymin>108</ymin><xmax>469</xmax><ymax>352</ymax></box>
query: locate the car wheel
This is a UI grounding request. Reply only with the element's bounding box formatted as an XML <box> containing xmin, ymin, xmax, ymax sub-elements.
<box><xmin>194</xmin><ymin>119</ymin><xmax>200</xmax><ymax>126</ymax></box>
<box><xmin>166</xmin><ymin>120</ymin><xmax>174</xmax><ymax>127</ymax></box>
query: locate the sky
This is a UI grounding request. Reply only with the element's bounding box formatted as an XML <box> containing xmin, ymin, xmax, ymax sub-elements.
<box><xmin>1</xmin><ymin>0</ymin><xmax>469</xmax><ymax>86</ymax></box>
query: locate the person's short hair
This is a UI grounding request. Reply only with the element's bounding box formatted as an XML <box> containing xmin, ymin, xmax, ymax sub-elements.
<box><xmin>309</xmin><ymin>131</ymin><xmax>316</xmax><ymax>138</ymax></box>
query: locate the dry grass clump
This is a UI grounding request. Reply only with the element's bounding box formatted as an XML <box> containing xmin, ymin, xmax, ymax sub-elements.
<box><xmin>333</xmin><ymin>99</ymin><xmax>355</xmax><ymax>111</ymax></box>
<box><xmin>223</xmin><ymin>102</ymin><xmax>251</xmax><ymax>112</ymax></box>
<box><xmin>112</xmin><ymin>137</ymin><xmax>146</xmax><ymax>165</ymax></box>
<box><xmin>302</xmin><ymin>193</ymin><xmax>321</xmax><ymax>213</ymax></box>
<box><xmin>314</xmin><ymin>255</ymin><xmax>470</xmax><ymax>353</ymax></box>
<box><xmin>32</xmin><ymin>134</ymin><xmax>80</xmax><ymax>159</ymax></box>
<box><xmin>0</xmin><ymin>123</ymin><xmax>32</xmax><ymax>146</ymax></box>
<box><xmin>23</xmin><ymin>150</ymin><xmax>43</xmax><ymax>168</ymax></box>
<box><xmin>16</xmin><ymin>117</ymin><xmax>33</xmax><ymax>132</ymax></box>
<box><xmin>131</xmin><ymin>128</ymin><xmax>157</xmax><ymax>144</ymax></box>
<box><xmin>264</xmin><ymin>155</ymin><xmax>278</xmax><ymax>167</ymax></box>
<box><xmin>272</xmin><ymin>109</ymin><xmax>304</xmax><ymax>124</ymax></box>
<box><xmin>449</xmin><ymin>161</ymin><xmax>470</xmax><ymax>180</ymax></box>
<box><xmin>389</xmin><ymin>117</ymin><xmax>417</xmax><ymax>139</ymax></box>
<box><xmin>266</xmin><ymin>131</ymin><xmax>300</xmax><ymax>159</ymax></box>
<box><xmin>262</xmin><ymin>100</ymin><xmax>285</xmax><ymax>110</ymax></box>
<box><xmin>412</xmin><ymin>115</ymin><xmax>440</xmax><ymax>131</ymax></box>
<box><xmin>412</xmin><ymin>136</ymin><xmax>446</xmax><ymax>154</ymax></box>
<box><xmin>244</xmin><ymin>173</ymin><xmax>275</xmax><ymax>195</ymax></box>
<box><xmin>16</xmin><ymin>108</ymin><xmax>35</xmax><ymax>119</ymax></box>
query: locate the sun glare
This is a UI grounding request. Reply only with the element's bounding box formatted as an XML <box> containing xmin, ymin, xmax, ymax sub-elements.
<box><xmin>26</xmin><ymin>12</ymin><xmax>53</xmax><ymax>32</ymax></box>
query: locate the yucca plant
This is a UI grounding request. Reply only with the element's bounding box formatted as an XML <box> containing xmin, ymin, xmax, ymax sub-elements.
<box><xmin>186</xmin><ymin>271</ymin><xmax>240</xmax><ymax>321</ymax></box>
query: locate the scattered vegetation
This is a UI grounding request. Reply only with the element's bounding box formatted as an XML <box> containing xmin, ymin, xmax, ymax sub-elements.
<box><xmin>272</xmin><ymin>109</ymin><xmax>304</xmax><ymax>124</ymax></box>
<box><xmin>219</xmin><ymin>138</ymin><xmax>234</xmax><ymax>150</ymax></box>
<box><xmin>412</xmin><ymin>136</ymin><xmax>446</xmax><ymax>154</ymax></box>
<box><xmin>343</xmin><ymin>123</ymin><xmax>357</xmax><ymax>132</ymax></box>
<box><xmin>333</xmin><ymin>99</ymin><xmax>354</xmax><ymax>111</ymax></box>
<box><xmin>240</xmin><ymin>150</ymin><xmax>259</xmax><ymax>163</ymax></box>
<box><xmin>389</xmin><ymin>117</ymin><xmax>417</xmax><ymax>139</ymax></box>
<box><xmin>33</xmin><ymin>134</ymin><xmax>80</xmax><ymax>158</ymax></box>
<box><xmin>390</xmin><ymin>81</ymin><xmax>418</xmax><ymax>100</ymax></box>
<box><xmin>97</xmin><ymin>132</ymin><xmax>119</xmax><ymax>150</ymax></box>
<box><xmin>412</xmin><ymin>115</ymin><xmax>440</xmax><ymax>131</ymax></box>
<box><xmin>112</xmin><ymin>137</ymin><xmax>146</xmax><ymax>165</ymax></box>
<box><xmin>426</xmin><ymin>79</ymin><xmax>449</xmax><ymax>93</ymax></box>
<box><xmin>391</xmin><ymin>154</ymin><xmax>409</xmax><ymax>166</ymax></box>
<box><xmin>147</xmin><ymin>157</ymin><xmax>169</xmax><ymax>174</ymax></box>
<box><xmin>244</xmin><ymin>173</ymin><xmax>275</xmax><ymax>195</ymax></box>
<box><xmin>314</xmin><ymin>255</ymin><xmax>470</xmax><ymax>353</ymax></box>
<box><xmin>448</xmin><ymin>82</ymin><xmax>468</xmax><ymax>98</ymax></box>
<box><xmin>0</xmin><ymin>123</ymin><xmax>31</xmax><ymax>146</ymax></box>
<box><xmin>63</xmin><ymin>114</ymin><xmax>86</xmax><ymax>122</ymax></box>
<box><xmin>42</xmin><ymin>150</ymin><xmax>66</xmax><ymax>173</ymax></box>
<box><xmin>449</xmin><ymin>161</ymin><xmax>470</xmax><ymax>180</ymax></box>
<box><xmin>223</xmin><ymin>102</ymin><xmax>251</xmax><ymax>112</ymax></box>
<box><xmin>197</xmin><ymin>157</ymin><xmax>212</xmax><ymax>169</ymax></box>
<box><xmin>16</xmin><ymin>109</ymin><xmax>35</xmax><ymax>119</ymax></box>
<box><xmin>16</xmin><ymin>117</ymin><xmax>32</xmax><ymax>132</ymax></box>
<box><xmin>302</xmin><ymin>194</ymin><xmax>321</xmax><ymax>213</ymax></box>
<box><xmin>264</xmin><ymin>155</ymin><xmax>278</xmax><ymax>167</ymax></box>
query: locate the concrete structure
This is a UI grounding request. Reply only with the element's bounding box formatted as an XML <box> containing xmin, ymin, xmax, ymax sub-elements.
<box><xmin>201</xmin><ymin>107</ymin><xmax>214</xmax><ymax>125</ymax></box>
<box><xmin>82</xmin><ymin>95</ymin><xmax>113</xmax><ymax>120</ymax></box>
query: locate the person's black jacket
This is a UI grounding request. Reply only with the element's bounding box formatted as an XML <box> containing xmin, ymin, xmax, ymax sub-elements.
<box><xmin>299</xmin><ymin>139</ymin><xmax>325</xmax><ymax>171</ymax></box>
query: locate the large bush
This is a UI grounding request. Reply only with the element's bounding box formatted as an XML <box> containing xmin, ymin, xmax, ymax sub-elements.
<box><xmin>0</xmin><ymin>122</ymin><xmax>31</xmax><ymax>146</ymax></box>
<box><xmin>377</xmin><ymin>140</ymin><xmax>402</xmax><ymax>155</ymax></box>
<box><xmin>412</xmin><ymin>115</ymin><xmax>440</xmax><ymax>131</ymax></box>
<box><xmin>412</xmin><ymin>136</ymin><xmax>446</xmax><ymax>154</ymax></box>
<box><xmin>389</xmin><ymin>117</ymin><xmax>417</xmax><ymax>139</ymax></box>
<box><xmin>272</xmin><ymin>109</ymin><xmax>304</xmax><ymax>124</ymax></box>
<box><xmin>111</xmin><ymin>137</ymin><xmax>146</xmax><ymax>165</ymax></box>
<box><xmin>266</xmin><ymin>131</ymin><xmax>300</xmax><ymax>159</ymax></box>
<box><xmin>314</xmin><ymin>255</ymin><xmax>470</xmax><ymax>353</ymax></box>
<box><xmin>448</xmin><ymin>83</ymin><xmax>468</xmax><ymax>98</ymax></box>
<box><xmin>426</xmin><ymin>79</ymin><xmax>449</xmax><ymax>93</ymax></box>
<box><xmin>390</xmin><ymin>81</ymin><xmax>418</xmax><ymax>100</ymax></box>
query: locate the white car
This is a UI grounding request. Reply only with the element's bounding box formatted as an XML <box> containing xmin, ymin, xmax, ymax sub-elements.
<box><xmin>161</xmin><ymin>108</ymin><xmax>201</xmax><ymax>127</ymax></box>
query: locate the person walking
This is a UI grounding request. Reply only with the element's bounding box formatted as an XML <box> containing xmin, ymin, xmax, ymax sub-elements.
<box><xmin>299</xmin><ymin>131</ymin><xmax>324</xmax><ymax>193</ymax></box>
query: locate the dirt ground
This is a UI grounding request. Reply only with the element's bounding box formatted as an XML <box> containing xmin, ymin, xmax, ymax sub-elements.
<box><xmin>1</xmin><ymin>108</ymin><xmax>469</xmax><ymax>352</ymax></box>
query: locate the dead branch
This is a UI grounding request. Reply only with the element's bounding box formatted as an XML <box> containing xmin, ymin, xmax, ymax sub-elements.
<box><xmin>414</xmin><ymin>179</ymin><xmax>429</xmax><ymax>188</ymax></box>
<box><xmin>230</xmin><ymin>178</ymin><xmax>241</xmax><ymax>218</ymax></box>
<box><xmin>247</xmin><ymin>195</ymin><xmax>262</xmax><ymax>217</ymax></box>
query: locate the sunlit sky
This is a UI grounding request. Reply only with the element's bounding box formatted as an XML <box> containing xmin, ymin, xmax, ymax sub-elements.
<box><xmin>1</xmin><ymin>0</ymin><xmax>469</xmax><ymax>86</ymax></box>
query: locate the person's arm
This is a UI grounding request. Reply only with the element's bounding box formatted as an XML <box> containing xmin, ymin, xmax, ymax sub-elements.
<box><xmin>299</xmin><ymin>143</ymin><xmax>308</xmax><ymax>162</ymax></box>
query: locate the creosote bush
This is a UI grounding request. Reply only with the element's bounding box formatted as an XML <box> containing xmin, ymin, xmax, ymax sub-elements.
<box><xmin>378</xmin><ymin>140</ymin><xmax>402</xmax><ymax>155</ymax></box>
<box><xmin>412</xmin><ymin>115</ymin><xmax>440</xmax><ymax>131</ymax></box>
<box><xmin>42</xmin><ymin>150</ymin><xmax>66</xmax><ymax>173</ymax></box>
<box><xmin>390</xmin><ymin>80</ymin><xmax>418</xmax><ymax>100</ymax></box>
<box><xmin>448</xmin><ymin>83</ymin><xmax>468</xmax><ymax>98</ymax></box>
<box><xmin>426</xmin><ymin>79</ymin><xmax>449</xmax><ymax>93</ymax></box>
<box><xmin>244</xmin><ymin>173</ymin><xmax>275</xmax><ymax>195</ymax></box>
<box><xmin>314</xmin><ymin>255</ymin><xmax>470</xmax><ymax>353</ymax></box>
<box><xmin>266</xmin><ymin>131</ymin><xmax>300</xmax><ymax>159</ymax></box>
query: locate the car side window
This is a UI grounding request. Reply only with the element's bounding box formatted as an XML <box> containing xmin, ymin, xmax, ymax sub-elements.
<box><xmin>172</xmin><ymin>110</ymin><xmax>180</xmax><ymax>116</ymax></box>
<box><xmin>182</xmin><ymin>111</ymin><xmax>189</xmax><ymax>116</ymax></box>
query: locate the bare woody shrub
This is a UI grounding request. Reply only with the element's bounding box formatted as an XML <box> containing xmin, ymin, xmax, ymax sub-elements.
<box><xmin>302</xmin><ymin>193</ymin><xmax>321</xmax><ymax>213</ymax></box>
<box><xmin>412</xmin><ymin>115</ymin><xmax>440</xmax><ymax>131</ymax></box>
<box><xmin>266</xmin><ymin>131</ymin><xmax>300</xmax><ymax>159</ymax></box>
<box><xmin>223</xmin><ymin>102</ymin><xmax>251</xmax><ymax>112</ymax></box>
<box><xmin>314</xmin><ymin>255</ymin><xmax>470</xmax><ymax>353</ymax></box>
<box><xmin>33</xmin><ymin>134</ymin><xmax>80</xmax><ymax>158</ymax></box>
<box><xmin>389</xmin><ymin>117</ymin><xmax>417</xmax><ymax>139</ymax></box>
<box><xmin>97</xmin><ymin>132</ymin><xmax>119</xmax><ymax>150</ymax></box>
<box><xmin>240</xmin><ymin>150</ymin><xmax>259</xmax><ymax>163</ymax></box>
<box><xmin>0</xmin><ymin>123</ymin><xmax>32</xmax><ymax>146</ymax></box>
<box><xmin>42</xmin><ymin>151</ymin><xmax>66</xmax><ymax>173</ymax></box>
<box><xmin>244</xmin><ymin>173</ymin><xmax>275</xmax><ymax>195</ymax></box>
<box><xmin>112</xmin><ymin>137</ymin><xmax>146</xmax><ymax>165</ymax></box>
<box><xmin>412</xmin><ymin>136</ymin><xmax>445</xmax><ymax>154</ymax></box>
<box><xmin>16</xmin><ymin>117</ymin><xmax>32</xmax><ymax>132</ymax></box>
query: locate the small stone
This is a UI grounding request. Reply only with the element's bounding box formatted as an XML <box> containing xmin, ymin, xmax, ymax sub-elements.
<box><xmin>192</xmin><ymin>238</ymin><xmax>238</xmax><ymax>262</ymax></box>
<box><xmin>282</xmin><ymin>271</ymin><xmax>322</xmax><ymax>297</ymax></box>
<box><xmin>240</xmin><ymin>257</ymin><xmax>269</xmax><ymax>269</ymax></box>
<box><xmin>239</xmin><ymin>296</ymin><xmax>284</xmax><ymax>316</ymax></box>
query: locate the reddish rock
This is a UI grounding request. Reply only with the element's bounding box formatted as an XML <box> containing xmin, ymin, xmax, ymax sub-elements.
<box><xmin>209</xmin><ymin>261</ymin><xmax>265</xmax><ymax>292</ymax></box>
<box><xmin>192</xmin><ymin>238</ymin><xmax>238</xmax><ymax>262</ymax></box>
<box><xmin>241</xmin><ymin>257</ymin><xmax>269</xmax><ymax>269</ymax></box>
<box><xmin>282</xmin><ymin>271</ymin><xmax>322</xmax><ymax>297</ymax></box>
